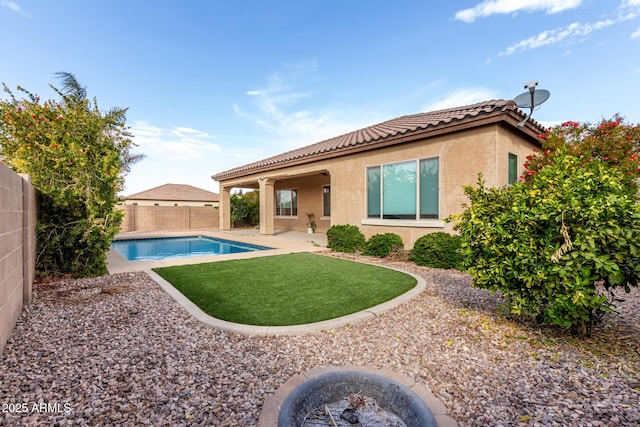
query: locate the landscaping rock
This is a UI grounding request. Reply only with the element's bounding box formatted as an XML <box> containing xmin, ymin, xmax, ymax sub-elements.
<box><xmin>0</xmin><ymin>257</ymin><xmax>639</xmax><ymax>426</ymax></box>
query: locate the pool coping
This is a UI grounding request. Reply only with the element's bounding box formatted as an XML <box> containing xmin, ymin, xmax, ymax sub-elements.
<box><xmin>144</xmin><ymin>257</ymin><xmax>426</xmax><ymax>337</ymax></box>
<box><xmin>111</xmin><ymin>234</ymin><xmax>274</xmax><ymax>262</ymax></box>
<box><xmin>107</xmin><ymin>229</ymin><xmax>327</xmax><ymax>274</ymax></box>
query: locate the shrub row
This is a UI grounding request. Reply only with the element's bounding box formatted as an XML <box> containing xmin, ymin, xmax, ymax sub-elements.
<box><xmin>326</xmin><ymin>225</ymin><xmax>462</xmax><ymax>269</ymax></box>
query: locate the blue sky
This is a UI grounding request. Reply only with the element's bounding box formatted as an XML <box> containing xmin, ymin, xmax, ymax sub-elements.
<box><xmin>2</xmin><ymin>0</ymin><xmax>639</xmax><ymax>194</ymax></box>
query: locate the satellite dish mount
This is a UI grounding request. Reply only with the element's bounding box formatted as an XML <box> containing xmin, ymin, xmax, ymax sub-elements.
<box><xmin>514</xmin><ymin>80</ymin><xmax>550</xmax><ymax>126</ymax></box>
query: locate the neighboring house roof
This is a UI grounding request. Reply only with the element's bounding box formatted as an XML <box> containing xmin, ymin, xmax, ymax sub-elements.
<box><xmin>124</xmin><ymin>183</ymin><xmax>219</xmax><ymax>202</ymax></box>
<box><xmin>213</xmin><ymin>99</ymin><xmax>545</xmax><ymax>181</ymax></box>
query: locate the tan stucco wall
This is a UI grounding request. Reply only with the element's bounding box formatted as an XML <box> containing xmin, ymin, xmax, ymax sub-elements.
<box><xmin>122</xmin><ymin>199</ymin><xmax>219</xmax><ymax>207</ymax></box>
<box><xmin>274</xmin><ymin>174</ymin><xmax>331</xmax><ymax>233</ymax></box>
<box><xmin>119</xmin><ymin>205</ymin><xmax>219</xmax><ymax>232</ymax></box>
<box><xmin>0</xmin><ymin>163</ymin><xmax>36</xmax><ymax>355</ymax></box>
<box><xmin>217</xmin><ymin>123</ymin><xmax>538</xmax><ymax>248</ymax></box>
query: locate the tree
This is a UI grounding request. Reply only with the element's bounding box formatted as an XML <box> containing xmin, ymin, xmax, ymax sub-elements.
<box><xmin>230</xmin><ymin>190</ymin><xmax>260</xmax><ymax>227</ymax></box>
<box><xmin>0</xmin><ymin>73</ymin><xmax>142</xmax><ymax>277</ymax></box>
<box><xmin>450</xmin><ymin>118</ymin><xmax>640</xmax><ymax>336</ymax></box>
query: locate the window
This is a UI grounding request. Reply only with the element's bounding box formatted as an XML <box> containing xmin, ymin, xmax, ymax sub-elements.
<box><xmin>275</xmin><ymin>189</ymin><xmax>297</xmax><ymax>216</ymax></box>
<box><xmin>323</xmin><ymin>186</ymin><xmax>331</xmax><ymax>217</ymax></box>
<box><xmin>508</xmin><ymin>153</ymin><xmax>518</xmax><ymax>185</ymax></box>
<box><xmin>419</xmin><ymin>158</ymin><xmax>439</xmax><ymax>218</ymax></box>
<box><xmin>367</xmin><ymin>158</ymin><xmax>439</xmax><ymax>219</ymax></box>
<box><xmin>383</xmin><ymin>161</ymin><xmax>416</xmax><ymax>219</ymax></box>
<box><xmin>367</xmin><ymin>166</ymin><xmax>381</xmax><ymax>218</ymax></box>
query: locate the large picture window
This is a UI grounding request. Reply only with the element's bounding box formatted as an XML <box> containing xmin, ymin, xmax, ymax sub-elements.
<box><xmin>275</xmin><ymin>189</ymin><xmax>297</xmax><ymax>216</ymax></box>
<box><xmin>367</xmin><ymin>158</ymin><xmax>439</xmax><ymax>220</ymax></box>
<box><xmin>383</xmin><ymin>161</ymin><xmax>416</xmax><ymax>219</ymax></box>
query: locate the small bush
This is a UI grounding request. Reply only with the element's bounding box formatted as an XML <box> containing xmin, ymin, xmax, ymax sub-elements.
<box><xmin>326</xmin><ymin>224</ymin><xmax>366</xmax><ymax>253</ymax></box>
<box><xmin>410</xmin><ymin>232</ymin><xmax>462</xmax><ymax>269</ymax></box>
<box><xmin>363</xmin><ymin>233</ymin><xmax>404</xmax><ymax>258</ymax></box>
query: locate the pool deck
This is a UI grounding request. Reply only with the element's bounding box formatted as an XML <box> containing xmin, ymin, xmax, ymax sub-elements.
<box><xmin>107</xmin><ymin>228</ymin><xmax>328</xmax><ymax>274</ymax></box>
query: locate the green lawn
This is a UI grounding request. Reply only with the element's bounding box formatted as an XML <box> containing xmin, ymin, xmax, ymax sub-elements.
<box><xmin>153</xmin><ymin>253</ymin><xmax>417</xmax><ymax>326</ymax></box>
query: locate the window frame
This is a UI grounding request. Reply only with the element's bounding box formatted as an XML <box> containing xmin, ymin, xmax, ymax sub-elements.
<box><xmin>322</xmin><ymin>185</ymin><xmax>331</xmax><ymax>218</ymax></box>
<box><xmin>508</xmin><ymin>152</ymin><xmax>518</xmax><ymax>185</ymax></box>
<box><xmin>275</xmin><ymin>188</ymin><xmax>298</xmax><ymax>217</ymax></box>
<box><xmin>365</xmin><ymin>157</ymin><xmax>441</xmax><ymax>225</ymax></box>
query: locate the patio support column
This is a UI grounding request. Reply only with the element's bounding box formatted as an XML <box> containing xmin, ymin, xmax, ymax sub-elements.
<box><xmin>220</xmin><ymin>186</ymin><xmax>232</xmax><ymax>230</ymax></box>
<box><xmin>259</xmin><ymin>178</ymin><xmax>275</xmax><ymax>235</ymax></box>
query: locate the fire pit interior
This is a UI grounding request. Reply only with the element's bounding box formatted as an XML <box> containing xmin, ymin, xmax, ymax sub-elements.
<box><xmin>278</xmin><ymin>370</ymin><xmax>437</xmax><ymax>427</ymax></box>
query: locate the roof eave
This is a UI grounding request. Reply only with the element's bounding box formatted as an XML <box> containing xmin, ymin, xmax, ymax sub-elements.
<box><xmin>213</xmin><ymin>108</ymin><xmax>544</xmax><ymax>182</ymax></box>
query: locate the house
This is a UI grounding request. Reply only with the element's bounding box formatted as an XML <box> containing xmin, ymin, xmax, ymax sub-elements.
<box><xmin>212</xmin><ymin>100</ymin><xmax>546</xmax><ymax>247</ymax></box>
<box><xmin>122</xmin><ymin>183</ymin><xmax>220</xmax><ymax>207</ymax></box>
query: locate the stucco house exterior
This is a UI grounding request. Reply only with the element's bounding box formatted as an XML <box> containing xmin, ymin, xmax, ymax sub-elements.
<box><xmin>122</xmin><ymin>183</ymin><xmax>220</xmax><ymax>207</ymax></box>
<box><xmin>212</xmin><ymin>100</ymin><xmax>546</xmax><ymax>248</ymax></box>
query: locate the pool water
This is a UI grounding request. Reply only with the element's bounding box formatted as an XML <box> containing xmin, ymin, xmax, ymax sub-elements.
<box><xmin>111</xmin><ymin>236</ymin><xmax>272</xmax><ymax>261</ymax></box>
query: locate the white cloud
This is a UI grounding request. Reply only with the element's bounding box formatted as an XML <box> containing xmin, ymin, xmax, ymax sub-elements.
<box><xmin>130</xmin><ymin>121</ymin><xmax>220</xmax><ymax>161</ymax></box>
<box><xmin>123</xmin><ymin>121</ymin><xmax>261</xmax><ymax>194</ymax></box>
<box><xmin>0</xmin><ymin>0</ymin><xmax>31</xmax><ymax>18</ymax></box>
<box><xmin>632</xmin><ymin>26</ymin><xmax>640</xmax><ymax>38</ymax></box>
<box><xmin>422</xmin><ymin>87</ymin><xmax>500</xmax><ymax>111</ymax></box>
<box><xmin>1</xmin><ymin>0</ymin><xmax>31</xmax><ymax>17</ymax></box>
<box><xmin>455</xmin><ymin>0</ymin><xmax>581</xmax><ymax>23</ymax></box>
<box><xmin>500</xmin><ymin>19</ymin><xmax>617</xmax><ymax>55</ymax></box>
<box><xmin>234</xmin><ymin>62</ymin><xmax>380</xmax><ymax>150</ymax></box>
<box><xmin>498</xmin><ymin>0</ymin><xmax>640</xmax><ymax>54</ymax></box>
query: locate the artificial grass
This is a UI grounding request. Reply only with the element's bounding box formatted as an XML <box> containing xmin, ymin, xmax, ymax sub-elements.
<box><xmin>153</xmin><ymin>252</ymin><xmax>416</xmax><ymax>326</ymax></box>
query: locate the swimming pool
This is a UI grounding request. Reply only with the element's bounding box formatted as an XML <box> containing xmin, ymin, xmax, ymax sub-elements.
<box><xmin>111</xmin><ymin>236</ymin><xmax>272</xmax><ymax>261</ymax></box>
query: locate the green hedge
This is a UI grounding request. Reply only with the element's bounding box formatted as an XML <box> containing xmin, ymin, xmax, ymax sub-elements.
<box><xmin>326</xmin><ymin>225</ymin><xmax>366</xmax><ymax>253</ymax></box>
<box><xmin>409</xmin><ymin>232</ymin><xmax>462</xmax><ymax>269</ymax></box>
<box><xmin>363</xmin><ymin>233</ymin><xmax>404</xmax><ymax>258</ymax></box>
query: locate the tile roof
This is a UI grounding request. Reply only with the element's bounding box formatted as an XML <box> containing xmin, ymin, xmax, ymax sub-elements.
<box><xmin>124</xmin><ymin>183</ymin><xmax>219</xmax><ymax>202</ymax></box>
<box><xmin>213</xmin><ymin>99</ymin><xmax>543</xmax><ymax>181</ymax></box>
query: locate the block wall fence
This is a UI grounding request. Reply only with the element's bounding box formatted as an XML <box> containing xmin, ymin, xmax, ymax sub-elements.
<box><xmin>118</xmin><ymin>205</ymin><xmax>219</xmax><ymax>232</ymax></box>
<box><xmin>0</xmin><ymin>162</ymin><xmax>36</xmax><ymax>355</ymax></box>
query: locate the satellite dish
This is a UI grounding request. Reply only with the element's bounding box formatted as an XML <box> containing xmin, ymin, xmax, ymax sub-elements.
<box><xmin>513</xmin><ymin>80</ymin><xmax>550</xmax><ymax>126</ymax></box>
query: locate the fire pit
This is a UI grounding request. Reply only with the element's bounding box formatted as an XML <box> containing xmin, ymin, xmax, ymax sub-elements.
<box><xmin>278</xmin><ymin>370</ymin><xmax>437</xmax><ymax>426</ymax></box>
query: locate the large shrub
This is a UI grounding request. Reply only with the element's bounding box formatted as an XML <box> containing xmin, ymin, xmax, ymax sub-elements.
<box><xmin>326</xmin><ymin>224</ymin><xmax>365</xmax><ymax>253</ymax></box>
<box><xmin>0</xmin><ymin>74</ymin><xmax>140</xmax><ymax>277</ymax></box>
<box><xmin>409</xmin><ymin>232</ymin><xmax>462</xmax><ymax>269</ymax></box>
<box><xmin>451</xmin><ymin>147</ymin><xmax>640</xmax><ymax>336</ymax></box>
<box><xmin>523</xmin><ymin>116</ymin><xmax>640</xmax><ymax>197</ymax></box>
<box><xmin>230</xmin><ymin>190</ymin><xmax>259</xmax><ymax>227</ymax></box>
<box><xmin>363</xmin><ymin>233</ymin><xmax>404</xmax><ymax>258</ymax></box>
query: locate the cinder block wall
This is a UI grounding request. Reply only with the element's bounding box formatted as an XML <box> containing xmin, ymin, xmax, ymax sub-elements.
<box><xmin>0</xmin><ymin>163</ymin><xmax>36</xmax><ymax>355</ymax></box>
<box><xmin>119</xmin><ymin>205</ymin><xmax>219</xmax><ymax>232</ymax></box>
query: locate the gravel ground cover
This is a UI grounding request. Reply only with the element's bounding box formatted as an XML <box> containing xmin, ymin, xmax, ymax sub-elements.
<box><xmin>1</xmin><ymin>253</ymin><xmax>639</xmax><ymax>426</ymax></box>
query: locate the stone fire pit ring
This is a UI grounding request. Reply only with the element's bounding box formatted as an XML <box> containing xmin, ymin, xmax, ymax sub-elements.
<box><xmin>278</xmin><ymin>370</ymin><xmax>436</xmax><ymax>426</ymax></box>
<box><xmin>258</xmin><ymin>365</ymin><xmax>457</xmax><ymax>426</ymax></box>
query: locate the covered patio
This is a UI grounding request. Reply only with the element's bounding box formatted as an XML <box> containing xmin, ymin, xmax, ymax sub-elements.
<box><xmin>217</xmin><ymin>168</ymin><xmax>332</xmax><ymax>236</ymax></box>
